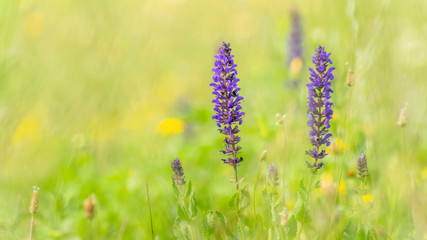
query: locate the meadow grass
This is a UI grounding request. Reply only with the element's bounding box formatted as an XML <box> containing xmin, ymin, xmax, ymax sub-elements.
<box><xmin>0</xmin><ymin>0</ymin><xmax>426</xmax><ymax>239</ymax></box>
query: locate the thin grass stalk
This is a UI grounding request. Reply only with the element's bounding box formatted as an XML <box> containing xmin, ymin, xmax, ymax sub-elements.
<box><xmin>146</xmin><ymin>182</ymin><xmax>154</xmax><ymax>240</ymax></box>
<box><xmin>297</xmin><ymin>173</ymin><xmax>315</xmax><ymax>240</ymax></box>
<box><xmin>28</xmin><ymin>214</ymin><xmax>34</xmax><ymax>240</ymax></box>
<box><xmin>253</xmin><ymin>163</ymin><xmax>262</xmax><ymax>216</ymax></box>
<box><xmin>237</xmin><ymin>213</ymin><xmax>246</xmax><ymax>240</ymax></box>
<box><xmin>282</xmin><ymin>120</ymin><xmax>287</xmax><ymax>207</ymax></box>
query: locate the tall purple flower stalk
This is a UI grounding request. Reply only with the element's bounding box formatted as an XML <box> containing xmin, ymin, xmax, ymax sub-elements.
<box><xmin>210</xmin><ymin>42</ymin><xmax>245</xmax><ymax>189</ymax></box>
<box><xmin>305</xmin><ymin>46</ymin><xmax>335</xmax><ymax>171</ymax></box>
<box><xmin>288</xmin><ymin>9</ymin><xmax>303</xmax><ymax>65</ymax></box>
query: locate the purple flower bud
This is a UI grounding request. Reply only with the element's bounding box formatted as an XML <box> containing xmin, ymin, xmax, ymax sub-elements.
<box><xmin>211</xmin><ymin>42</ymin><xmax>244</xmax><ymax>167</ymax></box>
<box><xmin>305</xmin><ymin>46</ymin><xmax>334</xmax><ymax>171</ymax></box>
<box><xmin>268</xmin><ymin>163</ymin><xmax>279</xmax><ymax>188</ymax></box>
<box><xmin>357</xmin><ymin>152</ymin><xmax>368</xmax><ymax>185</ymax></box>
<box><xmin>171</xmin><ymin>158</ymin><xmax>186</xmax><ymax>186</ymax></box>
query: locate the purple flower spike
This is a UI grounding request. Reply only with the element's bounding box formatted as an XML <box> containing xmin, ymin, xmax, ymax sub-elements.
<box><xmin>171</xmin><ymin>158</ymin><xmax>186</xmax><ymax>186</ymax></box>
<box><xmin>305</xmin><ymin>46</ymin><xmax>335</xmax><ymax>171</ymax></box>
<box><xmin>288</xmin><ymin>9</ymin><xmax>303</xmax><ymax>65</ymax></box>
<box><xmin>211</xmin><ymin>42</ymin><xmax>245</xmax><ymax>169</ymax></box>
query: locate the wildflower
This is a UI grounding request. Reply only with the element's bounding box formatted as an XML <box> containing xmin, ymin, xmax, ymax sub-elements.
<box><xmin>29</xmin><ymin>186</ymin><xmax>39</xmax><ymax>215</ymax></box>
<box><xmin>357</xmin><ymin>152</ymin><xmax>368</xmax><ymax>187</ymax></box>
<box><xmin>346</xmin><ymin>170</ymin><xmax>356</xmax><ymax>178</ymax></box>
<box><xmin>210</xmin><ymin>42</ymin><xmax>244</xmax><ymax>168</ymax></box>
<box><xmin>318</xmin><ymin>172</ymin><xmax>334</xmax><ymax>195</ymax></box>
<box><xmin>84</xmin><ymin>196</ymin><xmax>96</xmax><ymax>219</ymax></box>
<box><xmin>422</xmin><ymin>167</ymin><xmax>427</xmax><ymax>180</ymax></box>
<box><xmin>288</xmin><ymin>9</ymin><xmax>303</xmax><ymax>67</ymax></box>
<box><xmin>279</xmin><ymin>208</ymin><xmax>288</xmax><ymax>226</ymax></box>
<box><xmin>338</xmin><ymin>180</ymin><xmax>347</xmax><ymax>196</ymax></box>
<box><xmin>362</xmin><ymin>193</ymin><xmax>373</xmax><ymax>203</ymax></box>
<box><xmin>157</xmin><ymin>118</ymin><xmax>185</xmax><ymax>136</ymax></box>
<box><xmin>346</xmin><ymin>68</ymin><xmax>354</xmax><ymax>87</ymax></box>
<box><xmin>275</xmin><ymin>113</ymin><xmax>286</xmax><ymax>126</ymax></box>
<box><xmin>305</xmin><ymin>46</ymin><xmax>335</xmax><ymax>171</ymax></box>
<box><xmin>397</xmin><ymin>103</ymin><xmax>408</xmax><ymax>127</ymax></box>
<box><xmin>290</xmin><ymin>57</ymin><xmax>303</xmax><ymax>76</ymax></box>
<box><xmin>286</xmin><ymin>200</ymin><xmax>295</xmax><ymax>211</ymax></box>
<box><xmin>171</xmin><ymin>158</ymin><xmax>186</xmax><ymax>186</ymax></box>
<box><xmin>327</xmin><ymin>138</ymin><xmax>345</xmax><ymax>156</ymax></box>
<box><xmin>267</xmin><ymin>163</ymin><xmax>279</xmax><ymax>193</ymax></box>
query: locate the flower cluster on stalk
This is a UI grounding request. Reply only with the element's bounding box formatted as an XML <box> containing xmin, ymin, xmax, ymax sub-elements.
<box><xmin>288</xmin><ymin>9</ymin><xmax>303</xmax><ymax>66</ymax></box>
<box><xmin>210</xmin><ymin>42</ymin><xmax>245</xmax><ymax>167</ymax></box>
<box><xmin>171</xmin><ymin>158</ymin><xmax>186</xmax><ymax>186</ymax></box>
<box><xmin>306</xmin><ymin>46</ymin><xmax>335</xmax><ymax>171</ymax></box>
<box><xmin>357</xmin><ymin>152</ymin><xmax>368</xmax><ymax>187</ymax></box>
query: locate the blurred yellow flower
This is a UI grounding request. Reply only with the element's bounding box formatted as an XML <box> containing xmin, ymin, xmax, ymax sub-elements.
<box><xmin>286</xmin><ymin>200</ymin><xmax>295</xmax><ymax>211</ymax></box>
<box><xmin>157</xmin><ymin>118</ymin><xmax>184</xmax><ymax>136</ymax></box>
<box><xmin>290</xmin><ymin>57</ymin><xmax>303</xmax><ymax>76</ymax></box>
<box><xmin>338</xmin><ymin>180</ymin><xmax>347</xmax><ymax>196</ymax></box>
<box><xmin>327</xmin><ymin>138</ymin><xmax>345</xmax><ymax>155</ymax></box>
<box><xmin>12</xmin><ymin>117</ymin><xmax>41</xmax><ymax>145</ymax></box>
<box><xmin>362</xmin><ymin>193</ymin><xmax>373</xmax><ymax>203</ymax></box>
<box><xmin>317</xmin><ymin>172</ymin><xmax>334</xmax><ymax>196</ymax></box>
<box><xmin>25</xmin><ymin>11</ymin><xmax>44</xmax><ymax>38</ymax></box>
<box><xmin>422</xmin><ymin>167</ymin><xmax>427</xmax><ymax>180</ymax></box>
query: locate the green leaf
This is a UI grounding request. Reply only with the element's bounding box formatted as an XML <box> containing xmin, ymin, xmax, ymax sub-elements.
<box><xmin>298</xmin><ymin>179</ymin><xmax>307</xmax><ymax>200</ymax></box>
<box><xmin>189</xmin><ymin>189</ymin><xmax>198</xmax><ymax>219</ymax></box>
<box><xmin>273</xmin><ymin>190</ymin><xmax>284</xmax><ymax>208</ymax></box>
<box><xmin>294</xmin><ymin>198</ymin><xmax>310</xmax><ymax>224</ymax></box>
<box><xmin>185</xmin><ymin>181</ymin><xmax>192</xmax><ymax>198</ymax></box>
<box><xmin>177</xmin><ymin>202</ymin><xmax>189</xmax><ymax>222</ymax></box>
<box><xmin>286</xmin><ymin>215</ymin><xmax>297</xmax><ymax>240</ymax></box>
<box><xmin>357</xmin><ymin>227</ymin><xmax>366</xmax><ymax>240</ymax></box>
<box><xmin>202</xmin><ymin>211</ymin><xmax>214</xmax><ymax>239</ymax></box>
<box><xmin>228</xmin><ymin>191</ymin><xmax>240</xmax><ymax>212</ymax></box>
<box><xmin>343</xmin><ymin>220</ymin><xmax>357</xmax><ymax>240</ymax></box>
<box><xmin>215</xmin><ymin>211</ymin><xmax>227</xmax><ymax>226</ymax></box>
<box><xmin>238</xmin><ymin>188</ymin><xmax>250</xmax><ymax>211</ymax></box>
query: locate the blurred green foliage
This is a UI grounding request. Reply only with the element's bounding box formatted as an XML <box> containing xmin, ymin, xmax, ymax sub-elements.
<box><xmin>0</xmin><ymin>0</ymin><xmax>426</xmax><ymax>239</ymax></box>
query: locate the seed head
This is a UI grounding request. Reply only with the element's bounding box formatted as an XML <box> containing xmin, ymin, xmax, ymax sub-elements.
<box><xmin>275</xmin><ymin>113</ymin><xmax>286</xmax><ymax>126</ymax></box>
<box><xmin>84</xmin><ymin>195</ymin><xmax>96</xmax><ymax>219</ymax></box>
<box><xmin>346</xmin><ymin>68</ymin><xmax>354</xmax><ymax>87</ymax></box>
<box><xmin>259</xmin><ymin>150</ymin><xmax>268</xmax><ymax>162</ymax></box>
<box><xmin>29</xmin><ymin>186</ymin><xmax>39</xmax><ymax>215</ymax></box>
<box><xmin>397</xmin><ymin>103</ymin><xmax>408</xmax><ymax>127</ymax></box>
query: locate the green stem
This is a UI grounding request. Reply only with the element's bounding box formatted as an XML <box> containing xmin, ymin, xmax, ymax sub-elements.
<box><xmin>188</xmin><ymin>223</ymin><xmax>196</xmax><ymax>240</ymax></box>
<box><xmin>253</xmin><ymin>163</ymin><xmax>262</xmax><ymax>216</ymax></box>
<box><xmin>297</xmin><ymin>173</ymin><xmax>315</xmax><ymax>240</ymax></box>
<box><xmin>237</xmin><ymin>213</ymin><xmax>246</xmax><ymax>240</ymax></box>
<box><xmin>234</xmin><ymin>165</ymin><xmax>239</xmax><ymax>191</ymax></box>
<box><xmin>28</xmin><ymin>214</ymin><xmax>34</xmax><ymax>240</ymax></box>
<box><xmin>146</xmin><ymin>183</ymin><xmax>154</xmax><ymax>240</ymax></box>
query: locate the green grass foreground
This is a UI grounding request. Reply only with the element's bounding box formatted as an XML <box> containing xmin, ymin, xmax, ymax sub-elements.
<box><xmin>0</xmin><ymin>0</ymin><xmax>426</xmax><ymax>239</ymax></box>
